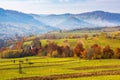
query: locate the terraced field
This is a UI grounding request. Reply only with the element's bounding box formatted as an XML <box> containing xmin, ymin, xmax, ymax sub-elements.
<box><xmin>0</xmin><ymin>57</ymin><xmax>120</xmax><ymax>80</ymax></box>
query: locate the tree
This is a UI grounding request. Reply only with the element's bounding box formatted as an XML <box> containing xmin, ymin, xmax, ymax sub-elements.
<box><xmin>0</xmin><ymin>50</ymin><xmax>22</xmax><ymax>58</ymax></box>
<box><xmin>44</xmin><ymin>41</ymin><xmax>58</xmax><ymax>57</ymax></box>
<box><xmin>22</xmin><ymin>45</ymin><xmax>33</xmax><ymax>56</ymax></box>
<box><xmin>74</xmin><ymin>39</ymin><xmax>86</xmax><ymax>58</ymax></box>
<box><xmin>31</xmin><ymin>37</ymin><xmax>41</xmax><ymax>48</ymax></box>
<box><xmin>114</xmin><ymin>48</ymin><xmax>120</xmax><ymax>59</ymax></box>
<box><xmin>84</xmin><ymin>34</ymin><xmax>88</xmax><ymax>40</ymax></box>
<box><xmin>61</xmin><ymin>40</ymin><xmax>72</xmax><ymax>57</ymax></box>
<box><xmin>30</xmin><ymin>37</ymin><xmax>42</xmax><ymax>55</ymax></box>
<box><xmin>90</xmin><ymin>44</ymin><xmax>102</xmax><ymax>59</ymax></box>
<box><xmin>102</xmin><ymin>45</ymin><xmax>114</xmax><ymax>59</ymax></box>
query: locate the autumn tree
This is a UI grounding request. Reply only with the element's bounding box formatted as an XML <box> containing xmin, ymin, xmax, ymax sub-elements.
<box><xmin>61</xmin><ymin>40</ymin><xmax>72</xmax><ymax>57</ymax></box>
<box><xmin>0</xmin><ymin>50</ymin><xmax>22</xmax><ymax>58</ymax></box>
<box><xmin>90</xmin><ymin>44</ymin><xmax>102</xmax><ymax>59</ymax></box>
<box><xmin>102</xmin><ymin>45</ymin><xmax>114</xmax><ymax>59</ymax></box>
<box><xmin>31</xmin><ymin>37</ymin><xmax>42</xmax><ymax>55</ymax></box>
<box><xmin>74</xmin><ymin>39</ymin><xmax>86</xmax><ymax>58</ymax></box>
<box><xmin>44</xmin><ymin>40</ymin><xmax>58</xmax><ymax>57</ymax></box>
<box><xmin>84</xmin><ymin>34</ymin><xmax>88</xmax><ymax>40</ymax></box>
<box><xmin>22</xmin><ymin>45</ymin><xmax>32</xmax><ymax>56</ymax></box>
<box><xmin>114</xmin><ymin>48</ymin><xmax>120</xmax><ymax>59</ymax></box>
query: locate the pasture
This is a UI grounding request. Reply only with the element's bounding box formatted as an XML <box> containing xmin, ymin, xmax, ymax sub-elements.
<box><xmin>0</xmin><ymin>31</ymin><xmax>120</xmax><ymax>80</ymax></box>
<box><xmin>0</xmin><ymin>57</ymin><xmax>120</xmax><ymax>80</ymax></box>
<box><xmin>25</xmin><ymin>36</ymin><xmax>120</xmax><ymax>49</ymax></box>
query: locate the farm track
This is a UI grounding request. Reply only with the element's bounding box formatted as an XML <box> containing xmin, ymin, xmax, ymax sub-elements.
<box><xmin>13</xmin><ymin>69</ymin><xmax>120</xmax><ymax>80</ymax></box>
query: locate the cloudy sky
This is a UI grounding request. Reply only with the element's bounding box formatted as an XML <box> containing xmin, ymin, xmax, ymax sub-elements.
<box><xmin>0</xmin><ymin>0</ymin><xmax>119</xmax><ymax>14</ymax></box>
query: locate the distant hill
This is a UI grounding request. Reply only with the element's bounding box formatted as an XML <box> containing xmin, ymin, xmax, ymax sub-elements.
<box><xmin>0</xmin><ymin>7</ymin><xmax>120</xmax><ymax>39</ymax></box>
<box><xmin>32</xmin><ymin>11</ymin><xmax>120</xmax><ymax>29</ymax></box>
<box><xmin>75</xmin><ymin>11</ymin><xmax>120</xmax><ymax>27</ymax></box>
<box><xmin>56</xmin><ymin>16</ymin><xmax>93</xmax><ymax>30</ymax></box>
<box><xmin>0</xmin><ymin>8</ymin><xmax>59</xmax><ymax>39</ymax></box>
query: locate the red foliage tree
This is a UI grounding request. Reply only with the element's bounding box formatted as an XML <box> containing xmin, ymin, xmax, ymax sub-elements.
<box><xmin>74</xmin><ymin>40</ymin><xmax>86</xmax><ymax>58</ymax></box>
<box><xmin>114</xmin><ymin>48</ymin><xmax>120</xmax><ymax>58</ymax></box>
<box><xmin>90</xmin><ymin>44</ymin><xmax>102</xmax><ymax>59</ymax></box>
<box><xmin>102</xmin><ymin>45</ymin><xmax>114</xmax><ymax>59</ymax></box>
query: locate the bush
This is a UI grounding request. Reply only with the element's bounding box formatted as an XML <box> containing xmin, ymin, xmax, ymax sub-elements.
<box><xmin>40</xmin><ymin>51</ymin><xmax>47</xmax><ymax>56</ymax></box>
<box><xmin>113</xmin><ymin>48</ymin><xmax>120</xmax><ymax>59</ymax></box>
<box><xmin>0</xmin><ymin>50</ymin><xmax>23</xmax><ymax>58</ymax></box>
<box><xmin>52</xmin><ymin>50</ymin><xmax>59</xmax><ymax>57</ymax></box>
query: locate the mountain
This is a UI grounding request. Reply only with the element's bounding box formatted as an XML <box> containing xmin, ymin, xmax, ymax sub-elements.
<box><xmin>0</xmin><ymin>8</ymin><xmax>59</xmax><ymax>39</ymax></box>
<box><xmin>31</xmin><ymin>13</ymin><xmax>94</xmax><ymax>30</ymax></box>
<box><xmin>0</xmin><ymin>7</ymin><xmax>120</xmax><ymax>39</ymax></box>
<box><xmin>75</xmin><ymin>11</ymin><xmax>120</xmax><ymax>27</ymax></box>
<box><xmin>31</xmin><ymin>13</ymin><xmax>72</xmax><ymax>27</ymax></box>
<box><xmin>56</xmin><ymin>16</ymin><xmax>93</xmax><ymax>30</ymax></box>
<box><xmin>31</xmin><ymin>11</ymin><xmax>120</xmax><ymax>29</ymax></box>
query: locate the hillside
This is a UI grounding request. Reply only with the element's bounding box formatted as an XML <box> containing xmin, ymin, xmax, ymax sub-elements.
<box><xmin>32</xmin><ymin>11</ymin><xmax>120</xmax><ymax>29</ymax></box>
<box><xmin>0</xmin><ymin>8</ymin><xmax>59</xmax><ymax>39</ymax></box>
<box><xmin>0</xmin><ymin>8</ymin><xmax>120</xmax><ymax>39</ymax></box>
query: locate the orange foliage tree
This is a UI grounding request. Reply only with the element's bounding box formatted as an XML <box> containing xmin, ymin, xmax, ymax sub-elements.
<box><xmin>114</xmin><ymin>48</ymin><xmax>120</xmax><ymax>59</ymax></box>
<box><xmin>74</xmin><ymin>39</ymin><xmax>86</xmax><ymax>58</ymax></box>
<box><xmin>90</xmin><ymin>44</ymin><xmax>102</xmax><ymax>59</ymax></box>
<box><xmin>102</xmin><ymin>45</ymin><xmax>114</xmax><ymax>59</ymax></box>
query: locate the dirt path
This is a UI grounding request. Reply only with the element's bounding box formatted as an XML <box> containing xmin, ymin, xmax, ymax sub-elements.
<box><xmin>13</xmin><ymin>69</ymin><xmax>120</xmax><ymax>80</ymax></box>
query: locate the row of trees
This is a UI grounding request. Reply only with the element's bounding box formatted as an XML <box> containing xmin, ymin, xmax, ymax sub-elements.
<box><xmin>0</xmin><ymin>38</ymin><xmax>120</xmax><ymax>59</ymax></box>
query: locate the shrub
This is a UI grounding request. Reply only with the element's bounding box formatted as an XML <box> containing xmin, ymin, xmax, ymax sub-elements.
<box><xmin>0</xmin><ymin>50</ymin><xmax>22</xmax><ymax>58</ymax></box>
<box><xmin>84</xmin><ymin>34</ymin><xmax>88</xmax><ymax>40</ymax></box>
<box><xmin>40</xmin><ymin>51</ymin><xmax>47</xmax><ymax>56</ymax></box>
<box><xmin>114</xmin><ymin>48</ymin><xmax>120</xmax><ymax>59</ymax></box>
<box><xmin>22</xmin><ymin>45</ymin><xmax>33</xmax><ymax>56</ymax></box>
<box><xmin>52</xmin><ymin>50</ymin><xmax>58</xmax><ymax>57</ymax></box>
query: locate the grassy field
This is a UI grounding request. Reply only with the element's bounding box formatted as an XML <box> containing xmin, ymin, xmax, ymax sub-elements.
<box><xmin>24</xmin><ymin>36</ymin><xmax>120</xmax><ymax>49</ymax></box>
<box><xmin>64</xmin><ymin>75</ymin><xmax>120</xmax><ymax>80</ymax></box>
<box><xmin>0</xmin><ymin>31</ymin><xmax>120</xmax><ymax>80</ymax></box>
<box><xmin>0</xmin><ymin>56</ymin><xmax>120</xmax><ymax>80</ymax></box>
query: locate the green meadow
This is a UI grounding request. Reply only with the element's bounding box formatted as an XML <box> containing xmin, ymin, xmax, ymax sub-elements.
<box><xmin>25</xmin><ymin>36</ymin><xmax>120</xmax><ymax>49</ymax></box>
<box><xmin>0</xmin><ymin>57</ymin><xmax>120</xmax><ymax>80</ymax></box>
<box><xmin>0</xmin><ymin>31</ymin><xmax>120</xmax><ymax>80</ymax></box>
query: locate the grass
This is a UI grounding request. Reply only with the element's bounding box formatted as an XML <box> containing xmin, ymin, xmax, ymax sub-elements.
<box><xmin>24</xmin><ymin>36</ymin><xmax>120</xmax><ymax>50</ymax></box>
<box><xmin>1</xmin><ymin>32</ymin><xmax>120</xmax><ymax>80</ymax></box>
<box><xmin>0</xmin><ymin>57</ymin><xmax>120</xmax><ymax>80</ymax></box>
<box><xmin>63</xmin><ymin>75</ymin><xmax>120</xmax><ymax>80</ymax></box>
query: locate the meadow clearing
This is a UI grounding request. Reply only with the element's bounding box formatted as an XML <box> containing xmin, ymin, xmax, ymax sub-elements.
<box><xmin>0</xmin><ymin>57</ymin><xmax>120</xmax><ymax>80</ymax></box>
<box><xmin>0</xmin><ymin>32</ymin><xmax>120</xmax><ymax>80</ymax></box>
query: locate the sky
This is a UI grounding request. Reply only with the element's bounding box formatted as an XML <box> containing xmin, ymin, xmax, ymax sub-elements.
<box><xmin>0</xmin><ymin>0</ymin><xmax>120</xmax><ymax>14</ymax></box>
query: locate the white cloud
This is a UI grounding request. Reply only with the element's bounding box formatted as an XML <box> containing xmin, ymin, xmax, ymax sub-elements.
<box><xmin>0</xmin><ymin>0</ymin><xmax>119</xmax><ymax>14</ymax></box>
<box><xmin>59</xmin><ymin>0</ymin><xmax>69</xmax><ymax>2</ymax></box>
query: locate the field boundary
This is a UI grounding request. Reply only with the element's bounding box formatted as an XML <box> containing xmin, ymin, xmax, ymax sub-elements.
<box><xmin>13</xmin><ymin>69</ymin><xmax>120</xmax><ymax>80</ymax></box>
<box><xmin>0</xmin><ymin>59</ymin><xmax>75</xmax><ymax>70</ymax></box>
<box><xmin>71</xmin><ymin>65</ymin><xmax>120</xmax><ymax>70</ymax></box>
